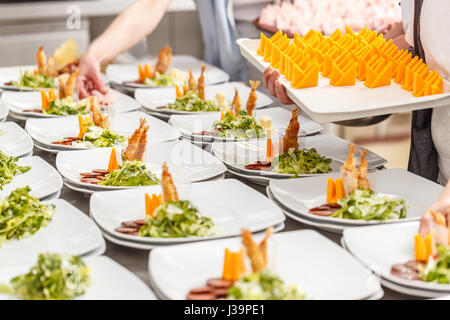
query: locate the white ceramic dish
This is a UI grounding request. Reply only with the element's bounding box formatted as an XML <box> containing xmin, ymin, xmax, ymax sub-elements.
<box><xmin>169</xmin><ymin>107</ymin><xmax>324</xmax><ymax>143</ymax></box>
<box><xmin>212</xmin><ymin>133</ymin><xmax>386</xmax><ymax>178</ymax></box>
<box><xmin>270</xmin><ymin>168</ymin><xmax>443</xmax><ymax>226</ymax></box>
<box><xmin>0</xmin><ymin>99</ymin><xmax>9</xmax><ymax>121</ymax></box>
<box><xmin>90</xmin><ymin>179</ymin><xmax>285</xmax><ymax>244</ymax></box>
<box><xmin>0</xmin><ymin>256</ymin><xmax>156</xmax><ymax>300</ymax></box>
<box><xmin>0</xmin><ymin>122</ymin><xmax>34</xmax><ymax>157</ymax></box>
<box><xmin>106</xmin><ymin>55</ymin><xmax>230</xmax><ymax>88</ymax></box>
<box><xmin>56</xmin><ymin>140</ymin><xmax>227</xmax><ymax>190</ymax></box>
<box><xmin>136</xmin><ymin>82</ymin><xmax>273</xmax><ymax>115</ymax></box>
<box><xmin>237</xmin><ymin>38</ymin><xmax>450</xmax><ymax>123</ymax></box>
<box><xmin>149</xmin><ymin>229</ymin><xmax>382</xmax><ymax>300</ymax></box>
<box><xmin>1</xmin><ymin>88</ymin><xmax>141</xmax><ymax>118</ymax></box>
<box><xmin>0</xmin><ymin>156</ymin><xmax>63</xmax><ymax>200</ymax></box>
<box><xmin>25</xmin><ymin>111</ymin><xmax>180</xmax><ymax>150</ymax></box>
<box><xmin>0</xmin><ymin>199</ymin><xmax>104</xmax><ymax>268</ymax></box>
<box><xmin>343</xmin><ymin>221</ymin><xmax>450</xmax><ymax>297</ymax></box>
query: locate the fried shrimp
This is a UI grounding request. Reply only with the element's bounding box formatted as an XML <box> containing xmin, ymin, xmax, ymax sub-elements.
<box><xmin>197</xmin><ymin>66</ymin><xmax>206</xmax><ymax>100</ymax></box>
<box><xmin>161</xmin><ymin>162</ymin><xmax>179</xmax><ymax>202</ymax></box>
<box><xmin>231</xmin><ymin>88</ymin><xmax>242</xmax><ymax>115</ymax></box>
<box><xmin>63</xmin><ymin>69</ymin><xmax>78</xmax><ymax>98</ymax></box>
<box><xmin>241</xmin><ymin>228</ymin><xmax>273</xmax><ymax>273</ymax></box>
<box><xmin>123</xmin><ymin>118</ymin><xmax>149</xmax><ymax>161</ymax></box>
<box><xmin>155</xmin><ymin>45</ymin><xmax>172</xmax><ymax>75</ymax></box>
<box><xmin>36</xmin><ymin>46</ymin><xmax>47</xmax><ymax>74</ymax></box>
<box><xmin>45</xmin><ymin>56</ymin><xmax>58</xmax><ymax>78</ymax></box>
<box><xmin>282</xmin><ymin>108</ymin><xmax>300</xmax><ymax>153</ymax></box>
<box><xmin>90</xmin><ymin>97</ymin><xmax>110</xmax><ymax>129</ymax></box>
<box><xmin>245</xmin><ymin>80</ymin><xmax>260</xmax><ymax>116</ymax></box>
<box><xmin>357</xmin><ymin>149</ymin><xmax>370</xmax><ymax>190</ymax></box>
<box><xmin>341</xmin><ymin>144</ymin><xmax>359</xmax><ymax>194</ymax></box>
<box><xmin>188</xmin><ymin>70</ymin><xmax>197</xmax><ymax>92</ymax></box>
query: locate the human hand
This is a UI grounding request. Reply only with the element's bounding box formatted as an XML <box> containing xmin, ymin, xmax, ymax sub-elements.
<box><xmin>262</xmin><ymin>67</ymin><xmax>294</xmax><ymax>105</ymax></box>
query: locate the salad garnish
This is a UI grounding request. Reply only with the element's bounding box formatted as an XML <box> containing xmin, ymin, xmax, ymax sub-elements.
<box><xmin>0</xmin><ymin>151</ymin><xmax>31</xmax><ymax>190</ymax></box>
<box><xmin>98</xmin><ymin>160</ymin><xmax>159</xmax><ymax>187</ymax></box>
<box><xmin>0</xmin><ymin>186</ymin><xmax>55</xmax><ymax>246</ymax></box>
<box><xmin>0</xmin><ymin>253</ymin><xmax>90</xmax><ymax>300</ymax></box>
<box><xmin>272</xmin><ymin>147</ymin><xmax>332</xmax><ymax>175</ymax></box>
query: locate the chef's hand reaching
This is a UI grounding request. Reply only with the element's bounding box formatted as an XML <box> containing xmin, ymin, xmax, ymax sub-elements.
<box><xmin>419</xmin><ymin>179</ymin><xmax>450</xmax><ymax>239</ymax></box>
<box><xmin>262</xmin><ymin>67</ymin><xmax>294</xmax><ymax>105</ymax></box>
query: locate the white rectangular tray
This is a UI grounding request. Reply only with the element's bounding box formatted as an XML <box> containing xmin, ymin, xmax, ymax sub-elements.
<box><xmin>237</xmin><ymin>38</ymin><xmax>450</xmax><ymax>123</ymax></box>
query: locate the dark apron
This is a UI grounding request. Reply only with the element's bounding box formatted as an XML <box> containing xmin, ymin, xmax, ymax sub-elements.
<box><xmin>407</xmin><ymin>0</ymin><xmax>439</xmax><ymax>182</ymax></box>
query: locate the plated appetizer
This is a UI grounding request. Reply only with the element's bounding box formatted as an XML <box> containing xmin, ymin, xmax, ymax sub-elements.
<box><xmin>391</xmin><ymin>211</ymin><xmax>449</xmax><ymax>284</ymax></box>
<box><xmin>51</xmin><ymin>101</ymin><xmax>126</xmax><ymax>148</ymax></box>
<box><xmin>129</xmin><ymin>45</ymin><xmax>185</xmax><ymax>87</ymax></box>
<box><xmin>0</xmin><ymin>253</ymin><xmax>90</xmax><ymax>300</ymax></box>
<box><xmin>187</xmin><ymin>228</ymin><xmax>306</xmax><ymax>300</ymax></box>
<box><xmin>309</xmin><ymin>144</ymin><xmax>406</xmax><ymax>220</ymax></box>
<box><xmin>195</xmin><ymin>81</ymin><xmax>265</xmax><ymax>139</ymax></box>
<box><xmin>79</xmin><ymin>119</ymin><xmax>159</xmax><ymax>186</ymax></box>
<box><xmin>115</xmin><ymin>163</ymin><xmax>216</xmax><ymax>238</ymax></box>
<box><xmin>0</xmin><ymin>187</ymin><xmax>55</xmax><ymax>246</ymax></box>
<box><xmin>244</xmin><ymin>108</ymin><xmax>332</xmax><ymax>175</ymax></box>
<box><xmin>0</xmin><ymin>151</ymin><xmax>31</xmax><ymax>190</ymax></box>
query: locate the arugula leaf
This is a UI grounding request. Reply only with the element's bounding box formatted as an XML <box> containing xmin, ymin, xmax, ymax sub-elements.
<box><xmin>272</xmin><ymin>148</ymin><xmax>332</xmax><ymax>175</ymax></box>
<box><xmin>0</xmin><ymin>151</ymin><xmax>31</xmax><ymax>190</ymax></box>
<box><xmin>98</xmin><ymin>160</ymin><xmax>160</xmax><ymax>186</ymax></box>
<box><xmin>421</xmin><ymin>245</ymin><xmax>450</xmax><ymax>284</ymax></box>
<box><xmin>167</xmin><ymin>91</ymin><xmax>220</xmax><ymax>112</ymax></box>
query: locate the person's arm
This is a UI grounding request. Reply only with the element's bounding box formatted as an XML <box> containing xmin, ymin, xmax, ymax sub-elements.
<box><xmin>77</xmin><ymin>0</ymin><xmax>171</xmax><ymax>99</ymax></box>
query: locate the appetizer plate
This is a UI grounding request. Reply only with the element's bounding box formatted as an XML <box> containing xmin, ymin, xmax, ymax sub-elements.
<box><xmin>106</xmin><ymin>55</ymin><xmax>230</xmax><ymax>88</ymax></box>
<box><xmin>0</xmin><ymin>199</ymin><xmax>105</xmax><ymax>268</ymax></box>
<box><xmin>0</xmin><ymin>156</ymin><xmax>63</xmax><ymax>200</ymax></box>
<box><xmin>1</xmin><ymin>88</ymin><xmax>141</xmax><ymax>118</ymax></box>
<box><xmin>343</xmin><ymin>222</ymin><xmax>450</xmax><ymax>297</ymax></box>
<box><xmin>149</xmin><ymin>229</ymin><xmax>382</xmax><ymax>300</ymax></box>
<box><xmin>0</xmin><ymin>256</ymin><xmax>156</xmax><ymax>300</ymax></box>
<box><xmin>0</xmin><ymin>65</ymin><xmax>40</xmax><ymax>91</ymax></box>
<box><xmin>90</xmin><ymin>179</ymin><xmax>286</xmax><ymax>244</ymax></box>
<box><xmin>0</xmin><ymin>98</ymin><xmax>8</xmax><ymax>121</ymax></box>
<box><xmin>269</xmin><ymin>168</ymin><xmax>443</xmax><ymax>226</ymax></box>
<box><xmin>237</xmin><ymin>38</ymin><xmax>450</xmax><ymax>123</ymax></box>
<box><xmin>169</xmin><ymin>107</ymin><xmax>324</xmax><ymax>143</ymax></box>
<box><xmin>227</xmin><ymin>166</ymin><xmax>272</xmax><ymax>186</ymax></box>
<box><xmin>56</xmin><ymin>140</ymin><xmax>227</xmax><ymax>190</ymax></box>
<box><xmin>212</xmin><ymin>133</ymin><xmax>386</xmax><ymax>178</ymax></box>
<box><xmin>135</xmin><ymin>82</ymin><xmax>273</xmax><ymax>115</ymax></box>
<box><xmin>25</xmin><ymin>111</ymin><xmax>181</xmax><ymax>151</ymax></box>
<box><xmin>0</xmin><ymin>122</ymin><xmax>34</xmax><ymax>157</ymax></box>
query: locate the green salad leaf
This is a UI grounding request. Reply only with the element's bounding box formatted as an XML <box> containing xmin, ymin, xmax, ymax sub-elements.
<box><xmin>0</xmin><ymin>151</ymin><xmax>31</xmax><ymax>190</ymax></box>
<box><xmin>144</xmin><ymin>73</ymin><xmax>176</xmax><ymax>87</ymax></box>
<box><xmin>166</xmin><ymin>91</ymin><xmax>220</xmax><ymax>112</ymax></box>
<box><xmin>272</xmin><ymin>148</ymin><xmax>332</xmax><ymax>175</ymax></box>
<box><xmin>43</xmin><ymin>97</ymin><xmax>89</xmax><ymax>116</ymax></box>
<box><xmin>227</xmin><ymin>271</ymin><xmax>306</xmax><ymax>300</ymax></box>
<box><xmin>0</xmin><ymin>186</ymin><xmax>55</xmax><ymax>245</ymax></box>
<box><xmin>213</xmin><ymin>110</ymin><xmax>265</xmax><ymax>139</ymax></box>
<box><xmin>138</xmin><ymin>200</ymin><xmax>215</xmax><ymax>238</ymax></box>
<box><xmin>0</xmin><ymin>253</ymin><xmax>90</xmax><ymax>300</ymax></box>
<box><xmin>99</xmin><ymin>160</ymin><xmax>160</xmax><ymax>186</ymax></box>
<box><xmin>331</xmin><ymin>189</ymin><xmax>407</xmax><ymax>221</ymax></box>
<box><xmin>421</xmin><ymin>244</ymin><xmax>450</xmax><ymax>284</ymax></box>
<box><xmin>12</xmin><ymin>71</ymin><xmax>56</xmax><ymax>89</ymax></box>
<box><xmin>74</xmin><ymin>125</ymin><xmax>127</xmax><ymax>148</ymax></box>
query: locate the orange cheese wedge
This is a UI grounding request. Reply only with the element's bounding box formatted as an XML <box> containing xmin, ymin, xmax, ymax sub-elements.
<box><xmin>292</xmin><ymin>62</ymin><xmax>319</xmax><ymax>89</ymax></box>
<box><xmin>334</xmin><ymin>62</ymin><xmax>357</xmax><ymax>86</ymax></box>
<box><xmin>107</xmin><ymin>148</ymin><xmax>120</xmax><ymax>172</ymax></box>
<box><xmin>270</xmin><ymin>30</ymin><xmax>283</xmax><ymax>42</ymax></box>
<box><xmin>257</xmin><ymin>33</ymin><xmax>268</xmax><ymax>56</ymax></box>
<box><xmin>263</xmin><ymin>39</ymin><xmax>274</xmax><ymax>62</ymax></box>
<box><xmin>294</xmin><ymin>33</ymin><xmax>307</xmax><ymax>50</ymax></box>
<box><xmin>270</xmin><ymin>45</ymin><xmax>281</xmax><ymax>68</ymax></box>
<box><xmin>365</xmin><ymin>60</ymin><xmax>393</xmax><ymax>88</ymax></box>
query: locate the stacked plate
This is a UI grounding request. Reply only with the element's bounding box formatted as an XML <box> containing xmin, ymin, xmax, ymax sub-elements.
<box><xmin>56</xmin><ymin>140</ymin><xmax>227</xmax><ymax>194</ymax></box>
<box><xmin>0</xmin><ymin>97</ymin><xmax>8</xmax><ymax>122</ymax></box>
<box><xmin>148</xmin><ymin>230</ymin><xmax>383</xmax><ymax>300</ymax></box>
<box><xmin>25</xmin><ymin>111</ymin><xmax>180</xmax><ymax>154</ymax></box>
<box><xmin>267</xmin><ymin>168</ymin><xmax>444</xmax><ymax>234</ymax></box>
<box><xmin>136</xmin><ymin>82</ymin><xmax>273</xmax><ymax>121</ymax></box>
<box><xmin>1</xmin><ymin>88</ymin><xmax>141</xmax><ymax>121</ymax></box>
<box><xmin>212</xmin><ymin>133</ymin><xmax>386</xmax><ymax>186</ymax></box>
<box><xmin>0</xmin><ymin>122</ymin><xmax>33</xmax><ymax>158</ymax></box>
<box><xmin>343</xmin><ymin>222</ymin><xmax>450</xmax><ymax>298</ymax></box>
<box><xmin>0</xmin><ymin>256</ymin><xmax>156</xmax><ymax>300</ymax></box>
<box><xmin>90</xmin><ymin>179</ymin><xmax>286</xmax><ymax>250</ymax></box>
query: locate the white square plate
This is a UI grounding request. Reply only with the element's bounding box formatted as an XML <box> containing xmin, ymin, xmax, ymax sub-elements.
<box><xmin>25</xmin><ymin>111</ymin><xmax>180</xmax><ymax>150</ymax></box>
<box><xmin>270</xmin><ymin>168</ymin><xmax>443</xmax><ymax>226</ymax></box>
<box><xmin>169</xmin><ymin>107</ymin><xmax>324</xmax><ymax>142</ymax></box>
<box><xmin>56</xmin><ymin>140</ymin><xmax>227</xmax><ymax>190</ymax></box>
<box><xmin>0</xmin><ymin>156</ymin><xmax>62</xmax><ymax>199</ymax></box>
<box><xmin>106</xmin><ymin>55</ymin><xmax>230</xmax><ymax>88</ymax></box>
<box><xmin>1</xmin><ymin>88</ymin><xmax>141</xmax><ymax>117</ymax></box>
<box><xmin>149</xmin><ymin>230</ymin><xmax>381</xmax><ymax>300</ymax></box>
<box><xmin>135</xmin><ymin>82</ymin><xmax>273</xmax><ymax>115</ymax></box>
<box><xmin>0</xmin><ymin>199</ymin><xmax>104</xmax><ymax>268</ymax></box>
<box><xmin>0</xmin><ymin>122</ymin><xmax>33</xmax><ymax>157</ymax></box>
<box><xmin>212</xmin><ymin>133</ymin><xmax>386</xmax><ymax>178</ymax></box>
<box><xmin>0</xmin><ymin>65</ymin><xmax>40</xmax><ymax>91</ymax></box>
<box><xmin>0</xmin><ymin>99</ymin><xmax>8</xmax><ymax>121</ymax></box>
<box><xmin>90</xmin><ymin>179</ymin><xmax>285</xmax><ymax>244</ymax></box>
<box><xmin>237</xmin><ymin>39</ymin><xmax>450</xmax><ymax>123</ymax></box>
<box><xmin>0</xmin><ymin>256</ymin><xmax>156</xmax><ymax>300</ymax></box>
<box><xmin>343</xmin><ymin>222</ymin><xmax>450</xmax><ymax>294</ymax></box>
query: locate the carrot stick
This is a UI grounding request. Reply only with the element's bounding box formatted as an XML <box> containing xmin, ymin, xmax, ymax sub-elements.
<box><xmin>145</xmin><ymin>193</ymin><xmax>154</xmax><ymax>217</ymax></box>
<box><xmin>41</xmin><ymin>90</ymin><xmax>49</xmax><ymax>110</ymax></box>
